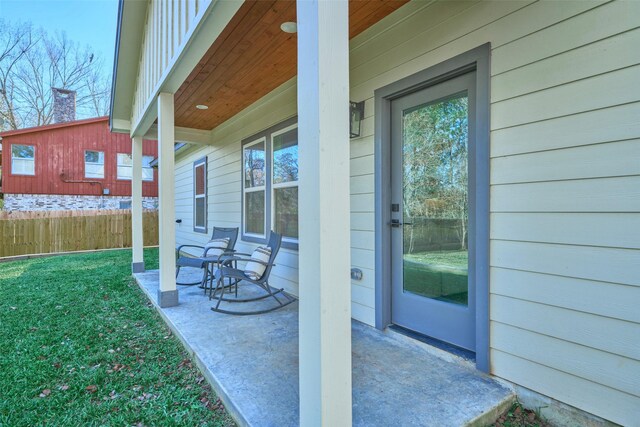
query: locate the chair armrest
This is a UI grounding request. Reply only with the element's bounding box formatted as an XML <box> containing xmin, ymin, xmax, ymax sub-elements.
<box><xmin>216</xmin><ymin>250</ymin><xmax>237</xmax><ymax>260</ymax></box>
<box><xmin>220</xmin><ymin>256</ymin><xmax>274</xmax><ymax>268</ymax></box>
<box><xmin>203</xmin><ymin>246</ymin><xmax>226</xmax><ymax>257</ymax></box>
<box><xmin>176</xmin><ymin>244</ymin><xmax>205</xmax><ymax>254</ymax></box>
<box><xmin>219</xmin><ymin>255</ymin><xmax>248</xmax><ymax>264</ymax></box>
<box><xmin>227</xmin><ymin>252</ymin><xmax>253</xmax><ymax>257</ymax></box>
<box><xmin>204</xmin><ymin>246</ymin><xmax>238</xmax><ymax>257</ymax></box>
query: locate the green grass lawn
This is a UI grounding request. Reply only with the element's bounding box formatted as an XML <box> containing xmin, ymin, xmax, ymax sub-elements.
<box><xmin>0</xmin><ymin>248</ymin><xmax>235</xmax><ymax>427</ymax></box>
<box><xmin>403</xmin><ymin>250</ymin><xmax>469</xmax><ymax>305</ymax></box>
<box><xmin>404</xmin><ymin>249</ymin><xmax>468</xmax><ymax>268</ymax></box>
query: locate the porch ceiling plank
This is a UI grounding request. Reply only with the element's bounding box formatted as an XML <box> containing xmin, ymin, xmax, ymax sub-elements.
<box><xmin>173</xmin><ymin>0</ymin><xmax>408</xmax><ymax>131</ymax></box>
<box><xmin>348</xmin><ymin>0</ymin><xmax>407</xmax><ymax>39</ymax></box>
<box><xmin>173</xmin><ymin>3</ymin><xmax>258</xmax><ymax>100</ymax></box>
<box><xmin>174</xmin><ymin>0</ymin><xmax>290</xmax><ymax>121</ymax></box>
<box><xmin>178</xmin><ymin>17</ymin><xmax>297</xmax><ymax>127</ymax></box>
<box><xmin>189</xmin><ymin>41</ymin><xmax>297</xmax><ymax>127</ymax></box>
<box><xmin>173</xmin><ymin>1</ymin><xmax>277</xmax><ymax>112</ymax></box>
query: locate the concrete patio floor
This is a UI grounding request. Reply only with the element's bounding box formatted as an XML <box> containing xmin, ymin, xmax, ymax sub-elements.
<box><xmin>134</xmin><ymin>268</ymin><xmax>514</xmax><ymax>426</ymax></box>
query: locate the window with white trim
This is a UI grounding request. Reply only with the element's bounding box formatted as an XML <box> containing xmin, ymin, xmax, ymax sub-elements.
<box><xmin>241</xmin><ymin>119</ymin><xmax>298</xmax><ymax>248</ymax></box>
<box><xmin>243</xmin><ymin>138</ymin><xmax>266</xmax><ymax>238</ymax></box>
<box><xmin>85</xmin><ymin>150</ymin><xmax>105</xmax><ymax>178</ymax></box>
<box><xmin>11</xmin><ymin>144</ymin><xmax>35</xmax><ymax>175</ymax></box>
<box><xmin>194</xmin><ymin>157</ymin><xmax>207</xmax><ymax>233</ymax></box>
<box><xmin>117</xmin><ymin>153</ymin><xmax>154</xmax><ymax>181</ymax></box>
<box><xmin>271</xmin><ymin>125</ymin><xmax>298</xmax><ymax>240</ymax></box>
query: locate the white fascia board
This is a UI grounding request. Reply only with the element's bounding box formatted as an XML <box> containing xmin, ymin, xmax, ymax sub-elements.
<box><xmin>111</xmin><ymin>118</ymin><xmax>132</xmax><ymax>134</ymax></box>
<box><xmin>145</xmin><ymin>124</ymin><xmax>212</xmax><ymax>145</ymax></box>
<box><xmin>110</xmin><ymin>0</ymin><xmax>148</xmax><ymax>131</ymax></box>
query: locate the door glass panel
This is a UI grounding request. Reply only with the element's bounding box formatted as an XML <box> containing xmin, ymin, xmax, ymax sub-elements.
<box><xmin>402</xmin><ymin>93</ymin><xmax>469</xmax><ymax>306</ymax></box>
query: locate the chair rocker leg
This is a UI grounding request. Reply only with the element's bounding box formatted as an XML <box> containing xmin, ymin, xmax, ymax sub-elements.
<box><xmin>209</xmin><ymin>279</ymin><xmax>277</xmax><ymax>303</ymax></box>
<box><xmin>207</xmin><ymin>275</ymin><xmax>236</xmax><ymax>298</ymax></box>
<box><xmin>176</xmin><ymin>266</ymin><xmax>205</xmax><ymax>286</ymax></box>
<box><xmin>210</xmin><ymin>281</ymin><xmax>296</xmax><ymax>315</ymax></box>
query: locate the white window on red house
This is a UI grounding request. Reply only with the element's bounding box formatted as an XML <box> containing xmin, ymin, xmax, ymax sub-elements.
<box><xmin>117</xmin><ymin>153</ymin><xmax>154</xmax><ymax>181</ymax></box>
<box><xmin>85</xmin><ymin>150</ymin><xmax>105</xmax><ymax>178</ymax></box>
<box><xmin>11</xmin><ymin>144</ymin><xmax>35</xmax><ymax>175</ymax></box>
<box><xmin>141</xmin><ymin>156</ymin><xmax>154</xmax><ymax>181</ymax></box>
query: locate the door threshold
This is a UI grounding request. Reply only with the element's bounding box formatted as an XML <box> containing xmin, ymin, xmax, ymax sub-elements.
<box><xmin>388</xmin><ymin>324</ymin><xmax>476</xmax><ymax>364</ymax></box>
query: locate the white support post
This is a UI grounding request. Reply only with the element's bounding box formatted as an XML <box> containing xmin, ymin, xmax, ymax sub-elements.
<box><xmin>131</xmin><ymin>136</ymin><xmax>145</xmax><ymax>273</ymax></box>
<box><xmin>157</xmin><ymin>92</ymin><xmax>178</xmax><ymax>307</ymax></box>
<box><xmin>297</xmin><ymin>1</ymin><xmax>352</xmax><ymax>426</ymax></box>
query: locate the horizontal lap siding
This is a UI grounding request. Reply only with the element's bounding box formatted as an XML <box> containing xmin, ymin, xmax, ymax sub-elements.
<box><xmin>174</xmin><ymin>73</ymin><xmax>380</xmax><ymax>322</ymax></box>
<box><xmin>175</xmin><ymin>81</ymin><xmax>300</xmax><ymax>296</ymax></box>
<box><xmin>173</xmin><ymin>1</ymin><xmax>638</xmax><ymax>422</ymax></box>
<box><xmin>348</xmin><ymin>0</ymin><xmax>639</xmax><ymax>424</ymax></box>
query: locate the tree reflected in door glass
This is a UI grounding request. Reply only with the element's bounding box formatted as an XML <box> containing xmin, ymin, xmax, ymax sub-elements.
<box><xmin>402</xmin><ymin>93</ymin><xmax>469</xmax><ymax>306</ymax></box>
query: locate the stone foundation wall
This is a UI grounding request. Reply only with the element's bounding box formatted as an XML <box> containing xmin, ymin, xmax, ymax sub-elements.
<box><xmin>2</xmin><ymin>194</ymin><xmax>158</xmax><ymax>211</ymax></box>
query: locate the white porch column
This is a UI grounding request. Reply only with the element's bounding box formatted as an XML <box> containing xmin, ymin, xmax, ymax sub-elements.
<box><xmin>157</xmin><ymin>92</ymin><xmax>178</xmax><ymax>307</ymax></box>
<box><xmin>297</xmin><ymin>1</ymin><xmax>352</xmax><ymax>426</ymax></box>
<box><xmin>131</xmin><ymin>136</ymin><xmax>145</xmax><ymax>273</ymax></box>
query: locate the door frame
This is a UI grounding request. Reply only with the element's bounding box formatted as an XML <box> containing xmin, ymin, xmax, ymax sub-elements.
<box><xmin>374</xmin><ymin>44</ymin><xmax>491</xmax><ymax>372</ymax></box>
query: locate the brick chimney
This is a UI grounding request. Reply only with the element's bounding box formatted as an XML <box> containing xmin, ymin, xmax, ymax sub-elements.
<box><xmin>52</xmin><ymin>88</ymin><xmax>76</xmax><ymax>123</ymax></box>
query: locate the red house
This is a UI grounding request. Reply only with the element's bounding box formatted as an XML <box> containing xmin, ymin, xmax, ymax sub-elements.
<box><xmin>0</xmin><ymin>116</ymin><xmax>158</xmax><ymax>211</ymax></box>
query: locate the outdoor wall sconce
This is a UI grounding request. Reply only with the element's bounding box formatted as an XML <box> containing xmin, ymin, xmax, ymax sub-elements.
<box><xmin>350</xmin><ymin>100</ymin><xmax>365</xmax><ymax>138</ymax></box>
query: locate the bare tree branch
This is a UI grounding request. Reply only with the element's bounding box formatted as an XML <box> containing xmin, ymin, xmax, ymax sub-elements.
<box><xmin>0</xmin><ymin>23</ymin><xmax>110</xmax><ymax>130</ymax></box>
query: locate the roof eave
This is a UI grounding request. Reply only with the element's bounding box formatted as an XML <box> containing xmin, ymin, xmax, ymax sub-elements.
<box><xmin>109</xmin><ymin>0</ymin><xmax>148</xmax><ymax>134</ymax></box>
<box><xmin>0</xmin><ymin>117</ymin><xmax>109</xmax><ymax>138</ymax></box>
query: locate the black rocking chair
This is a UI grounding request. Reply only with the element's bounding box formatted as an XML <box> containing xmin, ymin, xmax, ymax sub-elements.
<box><xmin>175</xmin><ymin>227</ymin><xmax>239</xmax><ymax>287</ymax></box>
<box><xmin>210</xmin><ymin>231</ymin><xmax>296</xmax><ymax>315</ymax></box>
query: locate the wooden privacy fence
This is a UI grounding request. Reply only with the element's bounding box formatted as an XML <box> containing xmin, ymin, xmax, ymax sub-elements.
<box><xmin>403</xmin><ymin>217</ymin><xmax>466</xmax><ymax>254</ymax></box>
<box><xmin>0</xmin><ymin>209</ymin><xmax>159</xmax><ymax>258</ymax></box>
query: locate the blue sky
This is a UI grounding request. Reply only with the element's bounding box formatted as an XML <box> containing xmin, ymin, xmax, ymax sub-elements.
<box><xmin>0</xmin><ymin>0</ymin><xmax>119</xmax><ymax>76</ymax></box>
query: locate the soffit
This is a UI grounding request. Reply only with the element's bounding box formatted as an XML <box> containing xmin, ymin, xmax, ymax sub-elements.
<box><xmin>174</xmin><ymin>0</ymin><xmax>409</xmax><ymax>130</ymax></box>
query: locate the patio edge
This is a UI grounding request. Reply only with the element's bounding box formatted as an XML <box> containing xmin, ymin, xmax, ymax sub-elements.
<box><xmin>133</xmin><ymin>273</ymin><xmax>249</xmax><ymax>427</ymax></box>
<box><xmin>463</xmin><ymin>394</ymin><xmax>516</xmax><ymax>427</ymax></box>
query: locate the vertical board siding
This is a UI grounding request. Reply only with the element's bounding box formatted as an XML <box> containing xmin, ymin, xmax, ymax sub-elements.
<box><xmin>131</xmin><ymin>0</ymin><xmax>214</xmax><ymax>131</ymax></box>
<box><xmin>0</xmin><ymin>210</ymin><xmax>158</xmax><ymax>257</ymax></box>
<box><xmin>169</xmin><ymin>1</ymin><xmax>640</xmax><ymax>423</ymax></box>
<box><xmin>1</xmin><ymin>119</ymin><xmax>158</xmax><ymax>197</ymax></box>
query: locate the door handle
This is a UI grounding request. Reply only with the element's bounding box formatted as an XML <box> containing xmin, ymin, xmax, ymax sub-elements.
<box><xmin>389</xmin><ymin>219</ymin><xmax>413</xmax><ymax>227</ymax></box>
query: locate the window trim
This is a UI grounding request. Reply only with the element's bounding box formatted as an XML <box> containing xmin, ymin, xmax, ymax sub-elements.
<box><xmin>242</xmin><ymin>137</ymin><xmax>267</xmax><ymax>240</ymax></box>
<box><xmin>193</xmin><ymin>156</ymin><xmax>208</xmax><ymax>234</ymax></box>
<box><xmin>116</xmin><ymin>153</ymin><xmax>133</xmax><ymax>181</ymax></box>
<box><xmin>241</xmin><ymin>116</ymin><xmax>298</xmax><ymax>250</ymax></box>
<box><xmin>11</xmin><ymin>144</ymin><xmax>36</xmax><ymax>176</ymax></box>
<box><xmin>270</xmin><ymin>123</ymin><xmax>299</xmax><ymax>246</ymax></box>
<box><xmin>84</xmin><ymin>150</ymin><xmax>105</xmax><ymax>179</ymax></box>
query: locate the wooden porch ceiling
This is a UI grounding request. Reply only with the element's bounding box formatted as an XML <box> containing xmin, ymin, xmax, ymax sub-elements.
<box><xmin>173</xmin><ymin>0</ymin><xmax>409</xmax><ymax>130</ymax></box>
